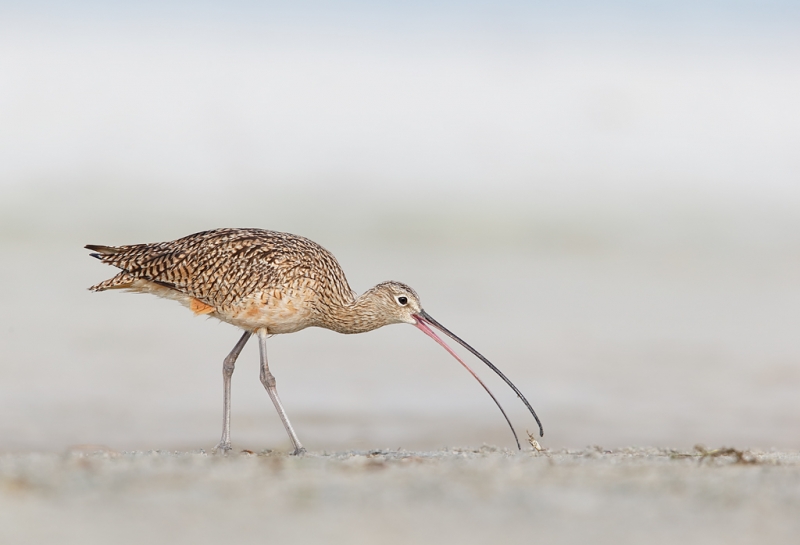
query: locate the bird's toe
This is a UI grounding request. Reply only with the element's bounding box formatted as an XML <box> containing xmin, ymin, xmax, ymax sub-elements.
<box><xmin>212</xmin><ymin>442</ymin><xmax>233</xmax><ymax>455</ymax></box>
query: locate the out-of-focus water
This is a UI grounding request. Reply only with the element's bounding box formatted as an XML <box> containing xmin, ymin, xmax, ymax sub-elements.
<box><xmin>1</xmin><ymin>186</ymin><xmax>798</xmax><ymax>452</ymax></box>
<box><xmin>1</xmin><ymin>0</ymin><xmax>798</xmax><ymax>453</ymax></box>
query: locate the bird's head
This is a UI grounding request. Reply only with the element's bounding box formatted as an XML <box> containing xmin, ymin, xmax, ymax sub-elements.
<box><xmin>366</xmin><ymin>280</ymin><xmax>422</xmax><ymax>325</ymax></box>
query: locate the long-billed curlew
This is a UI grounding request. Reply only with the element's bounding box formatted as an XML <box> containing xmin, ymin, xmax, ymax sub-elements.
<box><xmin>86</xmin><ymin>228</ymin><xmax>543</xmax><ymax>454</ymax></box>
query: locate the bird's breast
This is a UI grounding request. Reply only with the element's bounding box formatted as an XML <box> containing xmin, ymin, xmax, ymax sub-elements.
<box><xmin>223</xmin><ymin>288</ymin><xmax>316</xmax><ymax>334</ymax></box>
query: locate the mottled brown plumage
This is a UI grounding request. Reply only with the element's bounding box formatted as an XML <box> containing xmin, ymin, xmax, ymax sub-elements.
<box><xmin>88</xmin><ymin>228</ymin><xmax>417</xmax><ymax>335</ymax></box>
<box><xmin>86</xmin><ymin>228</ymin><xmax>542</xmax><ymax>454</ymax></box>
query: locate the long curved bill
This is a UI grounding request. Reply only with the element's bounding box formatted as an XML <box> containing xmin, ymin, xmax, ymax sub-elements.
<box><xmin>413</xmin><ymin>309</ymin><xmax>544</xmax><ymax>450</ymax></box>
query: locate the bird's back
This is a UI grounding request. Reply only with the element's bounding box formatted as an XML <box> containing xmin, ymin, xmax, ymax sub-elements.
<box><xmin>88</xmin><ymin>228</ymin><xmax>356</xmax><ymax>331</ymax></box>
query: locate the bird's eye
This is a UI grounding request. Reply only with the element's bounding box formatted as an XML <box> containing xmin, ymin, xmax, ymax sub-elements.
<box><xmin>396</xmin><ymin>296</ymin><xmax>408</xmax><ymax>306</ymax></box>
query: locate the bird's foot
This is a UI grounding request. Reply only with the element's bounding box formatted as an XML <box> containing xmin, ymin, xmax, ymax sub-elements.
<box><xmin>291</xmin><ymin>447</ymin><xmax>307</xmax><ymax>456</ymax></box>
<box><xmin>212</xmin><ymin>441</ymin><xmax>232</xmax><ymax>455</ymax></box>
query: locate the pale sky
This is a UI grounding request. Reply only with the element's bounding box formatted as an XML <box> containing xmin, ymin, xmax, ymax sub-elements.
<box><xmin>1</xmin><ymin>1</ymin><xmax>798</xmax><ymax>202</ymax></box>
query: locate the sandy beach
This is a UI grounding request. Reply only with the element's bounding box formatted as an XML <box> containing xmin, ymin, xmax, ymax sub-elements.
<box><xmin>3</xmin><ymin>446</ymin><xmax>799</xmax><ymax>545</ymax></box>
<box><xmin>2</xmin><ymin>198</ymin><xmax>799</xmax><ymax>543</ymax></box>
<box><xmin>2</xmin><ymin>203</ymin><xmax>800</xmax><ymax>543</ymax></box>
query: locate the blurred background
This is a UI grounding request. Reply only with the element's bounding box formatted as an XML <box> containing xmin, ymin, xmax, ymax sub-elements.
<box><xmin>1</xmin><ymin>0</ymin><xmax>799</xmax><ymax>452</ymax></box>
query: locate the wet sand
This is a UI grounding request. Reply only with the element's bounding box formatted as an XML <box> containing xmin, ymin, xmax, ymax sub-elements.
<box><xmin>2</xmin><ymin>446</ymin><xmax>799</xmax><ymax>545</ymax></box>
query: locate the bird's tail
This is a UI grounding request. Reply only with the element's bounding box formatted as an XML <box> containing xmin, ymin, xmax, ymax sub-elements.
<box><xmin>85</xmin><ymin>244</ymin><xmax>122</xmax><ymax>260</ymax></box>
<box><xmin>88</xmin><ymin>272</ymin><xmax>136</xmax><ymax>292</ymax></box>
<box><xmin>85</xmin><ymin>244</ymin><xmax>134</xmax><ymax>291</ymax></box>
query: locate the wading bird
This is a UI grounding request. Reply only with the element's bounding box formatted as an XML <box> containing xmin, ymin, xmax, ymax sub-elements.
<box><xmin>86</xmin><ymin>228</ymin><xmax>543</xmax><ymax>454</ymax></box>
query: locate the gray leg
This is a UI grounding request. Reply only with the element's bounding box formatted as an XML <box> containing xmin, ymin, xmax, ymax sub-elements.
<box><xmin>213</xmin><ymin>330</ymin><xmax>252</xmax><ymax>453</ymax></box>
<box><xmin>257</xmin><ymin>328</ymin><xmax>305</xmax><ymax>455</ymax></box>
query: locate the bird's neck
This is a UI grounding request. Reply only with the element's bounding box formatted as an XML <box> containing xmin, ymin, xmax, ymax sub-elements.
<box><xmin>317</xmin><ymin>289</ymin><xmax>388</xmax><ymax>334</ymax></box>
